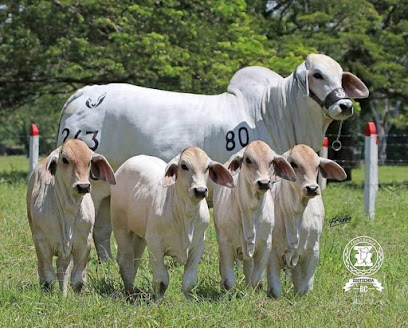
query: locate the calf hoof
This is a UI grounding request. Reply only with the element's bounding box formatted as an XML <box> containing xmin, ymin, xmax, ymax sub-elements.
<box><xmin>72</xmin><ymin>281</ymin><xmax>85</xmax><ymax>293</ymax></box>
<box><xmin>220</xmin><ymin>279</ymin><xmax>234</xmax><ymax>291</ymax></box>
<box><xmin>153</xmin><ymin>282</ymin><xmax>168</xmax><ymax>301</ymax></box>
<box><xmin>41</xmin><ymin>281</ymin><xmax>54</xmax><ymax>292</ymax></box>
<box><xmin>267</xmin><ymin>288</ymin><xmax>281</xmax><ymax>299</ymax></box>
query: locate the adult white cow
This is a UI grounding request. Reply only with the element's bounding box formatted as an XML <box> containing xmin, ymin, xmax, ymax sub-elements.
<box><xmin>57</xmin><ymin>53</ymin><xmax>369</xmax><ymax>261</ymax></box>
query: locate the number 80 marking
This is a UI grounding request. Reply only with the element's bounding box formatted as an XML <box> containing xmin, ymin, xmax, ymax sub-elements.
<box><xmin>225</xmin><ymin>127</ymin><xmax>249</xmax><ymax>151</ymax></box>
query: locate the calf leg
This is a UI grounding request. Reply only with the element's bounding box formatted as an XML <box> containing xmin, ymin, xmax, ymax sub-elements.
<box><xmin>149</xmin><ymin>249</ymin><xmax>169</xmax><ymax>300</ymax></box>
<box><xmin>34</xmin><ymin>237</ymin><xmax>56</xmax><ymax>291</ymax></box>
<box><xmin>71</xmin><ymin>236</ymin><xmax>92</xmax><ymax>293</ymax></box>
<box><xmin>132</xmin><ymin>235</ymin><xmax>147</xmax><ymax>291</ymax></box>
<box><xmin>267</xmin><ymin>252</ymin><xmax>282</xmax><ymax>299</ymax></box>
<box><xmin>219</xmin><ymin>244</ymin><xmax>236</xmax><ymax>290</ymax></box>
<box><xmin>292</xmin><ymin>252</ymin><xmax>319</xmax><ymax>297</ymax></box>
<box><xmin>56</xmin><ymin>255</ymin><xmax>72</xmax><ymax>296</ymax></box>
<box><xmin>243</xmin><ymin>259</ymin><xmax>253</xmax><ymax>286</ymax></box>
<box><xmin>182</xmin><ymin>241</ymin><xmax>205</xmax><ymax>299</ymax></box>
<box><xmin>250</xmin><ymin>242</ymin><xmax>270</xmax><ymax>289</ymax></box>
<box><xmin>93</xmin><ymin>197</ymin><xmax>112</xmax><ymax>262</ymax></box>
<box><xmin>115</xmin><ymin>228</ymin><xmax>136</xmax><ymax>296</ymax></box>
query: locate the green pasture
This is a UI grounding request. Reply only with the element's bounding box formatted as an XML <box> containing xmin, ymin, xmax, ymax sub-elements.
<box><xmin>0</xmin><ymin>156</ymin><xmax>407</xmax><ymax>327</ymax></box>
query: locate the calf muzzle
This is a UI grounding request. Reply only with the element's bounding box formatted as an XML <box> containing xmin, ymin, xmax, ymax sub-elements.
<box><xmin>76</xmin><ymin>183</ymin><xmax>91</xmax><ymax>194</ymax></box>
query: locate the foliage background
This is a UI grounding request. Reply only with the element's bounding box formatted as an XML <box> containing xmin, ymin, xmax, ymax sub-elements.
<box><xmin>0</xmin><ymin>0</ymin><xmax>407</xmax><ymax>155</ymax></box>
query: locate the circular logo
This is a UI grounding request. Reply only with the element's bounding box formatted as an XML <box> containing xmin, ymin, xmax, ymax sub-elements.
<box><xmin>343</xmin><ymin>236</ymin><xmax>384</xmax><ymax>276</ymax></box>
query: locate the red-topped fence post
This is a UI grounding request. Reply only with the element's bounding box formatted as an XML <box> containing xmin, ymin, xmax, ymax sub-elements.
<box><xmin>318</xmin><ymin>137</ymin><xmax>329</xmax><ymax>191</ymax></box>
<box><xmin>29</xmin><ymin>123</ymin><xmax>40</xmax><ymax>175</ymax></box>
<box><xmin>364</xmin><ymin>121</ymin><xmax>378</xmax><ymax>218</ymax></box>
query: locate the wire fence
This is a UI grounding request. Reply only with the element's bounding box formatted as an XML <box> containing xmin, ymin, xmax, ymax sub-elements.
<box><xmin>326</xmin><ymin>133</ymin><xmax>408</xmax><ymax>168</ymax></box>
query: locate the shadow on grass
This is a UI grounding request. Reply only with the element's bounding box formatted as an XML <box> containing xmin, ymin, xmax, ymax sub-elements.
<box><xmin>0</xmin><ymin>170</ymin><xmax>28</xmax><ymax>184</ymax></box>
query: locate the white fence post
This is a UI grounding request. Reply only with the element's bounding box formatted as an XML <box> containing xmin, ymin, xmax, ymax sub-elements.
<box><xmin>29</xmin><ymin>123</ymin><xmax>40</xmax><ymax>175</ymax></box>
<box><xmin>318</xmin><ymin>136</ymin><xmax>329</xmax><ymax>191</ymax></box>
<box><xmin>364</xmin><ymin>121</ymin><xmax>378</xmax><ymax>219</ymax></box>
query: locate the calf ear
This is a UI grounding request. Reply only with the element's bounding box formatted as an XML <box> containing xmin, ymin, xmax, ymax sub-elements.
<box><xmin>294</xmin><ymin>62</ymin><xmax>309</xmax><ymax>96</ymax></box>
<box><xmin>163</xmin><ymin>154</ymin><xmax>180</xmax><ymax>187</ymax></box>
<box><xmin>272</xmin><ymin>155</ymin><xmax>296</xmax><ymax>182</ymax></box>
<box><xmin>319</xmin><ymin>158</ymin><xmax>347</xmax><ymax>181</ymax></box>
<box><xmin>342</xmin><ymin>72</ymin><xmax>369</xmax><ymax>99</ymax></box>
<box><xmin>227</xmin><ymin>149</ymin><xmax>245</xmax><ymax>175</ymax></box>
<box><xmin>209</xmin><ymin>162</ymin><xmax>234</xmax><ymax>188</ymax></box>
<box><xmin>45</xmin><ymin>149</ymin><xmax>60</xmax><ymax>180</ymax></box>
<box><xmin>91</xmin><ymin>154</ymin><xmax>116</xmax><ymax>185</ymax></box>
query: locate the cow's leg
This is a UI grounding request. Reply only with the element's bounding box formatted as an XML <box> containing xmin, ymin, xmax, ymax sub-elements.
<box><xmin>71</xmin><ymin>235</ymin><xmax>92</xmax><ymax>293</ymax></box>
<box><xmin>293</xmin><ymin>252</ymin><xmax>318</xmax><ymax>297</ymax></box>
<box><xmin>93</xmin><ymin>196</ymin><xmax>113</xmax><ymax>262</ymax></box>
<box><xmin>56</xmin><ymin>255</ymin><xmax>72</xmax><ymax>296</ymax></box>
<box><xmin>267</xmin><ymin>252</ymin><xmax>282</xmax><ymax>299</ymax></box>
<box><xmin>243</xmin><ymin>258</ymin><xmax>254</xmax><ymax>286</ymax></box>
<box><xmin>251</xmin><ymin>242</ymin><xmax>270</xmax><ymax>289</ymax></box>
<box><xmin>149</xmin><ymin>248</ymin><xmax>169</xmax><ymax>300</ymax></box>
<box><xmin>182</xmin><ymin>240</ymin><xmax>205</xmax><ymax>299</ymax></box>
<box><xmin>115</xmin><ymin>228</ymin><xmax>136</xmax><ymax>296</ymax></box>
<box><xmin>219</xmin><ymin>244</ymin><xmax>235</xmax><ymax>290</ymax></box>
<box><xmin>34</xmin><ymin>237</ymin><xmax>56</xmax><ymax>291</ymax></box>
<box><xmin>132</xmin><ymin>235</ymin><xmax>146</xmax><ymax>291</ymax></box>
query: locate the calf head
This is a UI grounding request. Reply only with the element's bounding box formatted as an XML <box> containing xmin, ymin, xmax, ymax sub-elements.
<box><xmin>295</xmin><ymin>54</ymin><xmax>369</xmax><ymax>120</ymax></box>
<box><xmin>163</xmin><ymin>147</ymin><xmax>234</xmax><ymax>201</ymax></box>
<box><xmin>227</xmin><ymin>140</ymin><xmax>296</xmax><ymax>197</ymax></box>
<box><xmin>284</xmin><ymin>144</ymin><xmax>347</xmax><ymax>201</ymax></box>
<box><xmin>45</xmin><ymin>139</ymin><xmax>116</xmax><ymax>196</ymax></box>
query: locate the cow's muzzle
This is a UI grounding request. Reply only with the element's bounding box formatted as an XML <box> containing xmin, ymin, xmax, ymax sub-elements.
<box><xmin>76</xmin><ymin>183</ymin><xmax>91</xmax><ymax>194</ymax></box>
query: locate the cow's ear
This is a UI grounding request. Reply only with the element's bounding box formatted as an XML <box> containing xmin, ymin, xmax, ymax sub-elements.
<box><xmin>45</xmin><ymin>148</ymin><xmax>60</xmax><ymax>180</ymax></box>
<box><xmin>91</xmin><ymin>153</ymin><xmax>116</xmax><ymax>185</ymax></box>
<box><xmin>272</xmin><ymin>155</ymin><xmax>296</xmax><ymax>182</ymax></box>
<box><xmin>342</xmin><ymin>72</ymin><xmax>369</xmax><ymax>99</ymax></box>
<box><xmin>319</xmin><ymin>157</ymin><xmax>347</xmax><ymax>181</ymax></box>
<box><xmin>163</xmin><ymin>154</ymin><xmax>180</xmax><ymax>187</ymax></box>
<box><xmin>227</xmin><ymin>148</ymin><xmax>245</xmax><ymax>175</ymax></box>
<box><xmin>294</xmin><ymin>62</ymin><xmax>309</xmax><ymax>96</ymax></box>
<box><xmin>209</xmin><ymin>161</ymin><xmax>234</xmax><ymax>188</ymax></box>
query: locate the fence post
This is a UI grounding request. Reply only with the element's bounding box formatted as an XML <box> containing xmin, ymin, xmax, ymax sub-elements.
<box><xmin>364</xmin><ymin>122</ymin><xmax>378</xmax><ymax>218</ymax></box>
<box><xmin>318</xmin><ymin>137</ymin><xmax>329</xmax><ymax>191</ymax></box>
<box><xmin>29</xmin><ymin>123</ymin><xmax>40</xmax><ymax>176</ymax></box>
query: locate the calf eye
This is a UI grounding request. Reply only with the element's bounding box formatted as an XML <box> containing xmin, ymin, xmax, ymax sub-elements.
<box><xmin>181</xmin><ymin>164</ymin><xmax>188</xmax><ymax>171</ymax></box>
<box><xmin>246</xmin><ymin>157</ymin><xmax>252</xmax><ymax>164</ymax></box>
<box><xmin>290</xmin><ymin>162</ymin><xmax>298</xmax><ymax>168</ymax></box>
<box><xmin>62</xmin><ymin>157</ymin><xmax>69</xmax><ymax>164</ymax></box>
<box><xmin>313</xmin><ymin>73</ymin><xmax>323</xmax><ymax>80</ymax></box>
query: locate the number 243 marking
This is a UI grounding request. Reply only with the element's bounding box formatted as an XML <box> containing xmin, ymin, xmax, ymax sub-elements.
<box><xmin>62</xmin><ymin>128</ymin><xmax>99</xmax><ymax>151</ymax></box>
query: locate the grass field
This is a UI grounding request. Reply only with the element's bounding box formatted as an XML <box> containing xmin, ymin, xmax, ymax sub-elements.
<box><xmin>0</xmin><ymin>156</ymin><xmax>407</xmax><ymax>327</ymax></box>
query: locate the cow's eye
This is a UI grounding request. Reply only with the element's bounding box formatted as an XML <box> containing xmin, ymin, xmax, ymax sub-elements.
<box><xmin>62</xmin><ymin>157</ymin><xmax>69</xmax><ymax>165</ymax></box>
<box><xmin>181</xmin><ymin>164</ymin><xmax>188</xmax><ymax>171</ymax></box>
<box><xmin>290</xmin><ymin>162</ymin><xmax>298</xmax><ymax>168</ymax></box>
<box><xmin>246</xmin><ymin>157</ymin><xmax>252</xmax><ymax>164</ymax></box>
<box><xmin>313</xmin><ymin>73</ymin><xmax>323</xmax><ymax>80</ymax></box>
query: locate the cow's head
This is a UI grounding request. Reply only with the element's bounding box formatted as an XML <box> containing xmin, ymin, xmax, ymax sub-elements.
<box><xmin>295</xmin><ymin>54</ymin><xmax>369</xmax><ymax>120</ymax></box>
<box><xmin>227</xmin><ymin>140</ymin><xmax>296</xmax><ymax>197</ymax></box>
<box><xmin>283</xmin><ymin>144</ymin><xmax>346</xmax><ymax>202</ymax></box>
<box><xmin>45</xmin><ymin>139</ymin><xmax>116</xmax><ymax>196</ymax></box>
<box><xmin>163</xmin><ymin>147</ymin><xmax>234</xmax><ymax>201</ymax></box>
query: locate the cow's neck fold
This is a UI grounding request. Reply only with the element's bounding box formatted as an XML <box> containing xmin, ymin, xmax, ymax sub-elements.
<box><xmin>52</xmin><ymin>175</ymin><xmax>82</xmax><ymax>258</ymax></box>
<box><xmin>169</xmin><ymin>183</ymin><xmax>199</xmax><ymax>263</ymax></box>
<box><xmin>235</xmin><ymin>174</ymin><xmax>263</xmax><ymax>259</ymax></box>
<box><xmin>262</xmin><ymin>73</ymin><xmax>333</xmax><ymax>153</ymax></box>
<box><xmin>274</xmin><ymin>180</ymin><xmax>306</xmax><ymax>255</ymax></box>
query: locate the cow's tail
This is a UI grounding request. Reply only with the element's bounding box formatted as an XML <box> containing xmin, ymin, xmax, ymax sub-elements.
<box><xmin>56</xmin><ymin>89</ymin><xmax>84</xmax><ymax>145</ymax></box>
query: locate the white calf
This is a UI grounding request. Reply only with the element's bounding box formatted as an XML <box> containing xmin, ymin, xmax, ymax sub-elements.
<box><xmin>27</xmin><ymin>139</ymin><xmax>116</xmax><ymax>295</ymax></box>
<box><xmin>111</xmin><ymin>147</ymin><xmax>233</xmax><ymax>300</ymax></box>
<box><xmin>213</xmin><ymin>140</ymin><xmax>296</xmax><ymax>291</ymax></box>
<box><xmin>267</xmin><ymin>144</ymin><xmax>346</xmax><ymax>298</ymax></box>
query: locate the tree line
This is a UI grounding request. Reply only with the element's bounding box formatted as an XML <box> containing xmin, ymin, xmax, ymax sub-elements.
<box><xmin>0</xmin><ymin>0</ymin><xmax>407</xmax><ymax>160</ymax></box>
